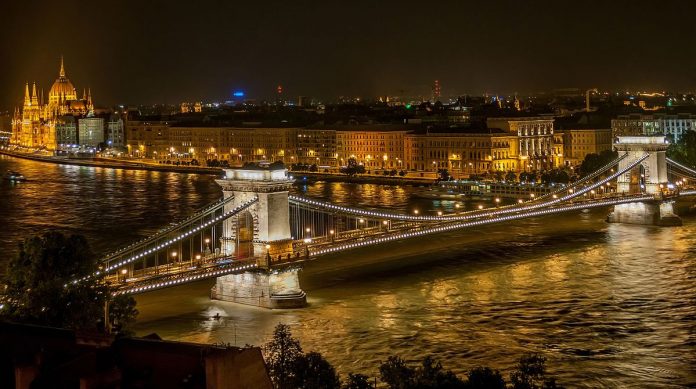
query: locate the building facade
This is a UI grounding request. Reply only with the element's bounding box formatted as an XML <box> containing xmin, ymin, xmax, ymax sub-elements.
<box><xmin>612</xmin><ymin>113</ymin><xmax>696</xmax><ymax>143</ymax></box>
<box><xmin>487</xmin><ymin>116</ymin><xmax>556</xmax><ymax>171</ymax></box>
<box><xmin>126</xmin><ymin>118</ymin><xmax>571</xmax><ymax>176</ymax></box>
<box><xmin>11</xmin><ymin>58</ymin><xmax>94</xmax><ymax>151</ymax></box>
<box><xmin>78</xmin><ymin>117</ymin><xmax>104</xmax><ymax>147</ymax></box>
<box><xmin>560</xmin><ymin>128</ymin><xmax>613</xmax><ymax>166</ymax></box>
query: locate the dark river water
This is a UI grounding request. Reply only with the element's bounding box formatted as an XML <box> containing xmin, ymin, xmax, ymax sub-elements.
<box><xmin>1</xmin><ymin>155</ymin><xmax>694</xmax><ymax>388</ymax></box>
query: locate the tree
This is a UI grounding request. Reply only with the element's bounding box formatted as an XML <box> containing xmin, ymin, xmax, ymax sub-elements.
<box><xmin>493</xmin><ymin>170</ymin><xmax>505</xmax><ymax>182</ymax></box>
<box><xmin>465</xmin><ymin>367</ymin><xmax>506</xmax><ymax>389</ymax></box>
<box><xmin>505</xmin><ymin>171</ymin><xmax>518</xmax><ymax>183</ymax></box>
<box><xmin>264</xmin><ymin>323</ymin><xmax>304</xmax><ymax>389</ymax></box>
<box><xmin>509</xmin><ymin>354</ymin><xmax>563</xmax><ymax>389</ymax></box>
<box><xmin>310</xmin><ymin>164</ymin><xmax>319</xmax><ymax>172</ymax></box>
<box><xmin>437</xmin><ymin>169</ymin><xmax>451</xmax><ymax>181</ymax></box>
<box><xmin>398</xmin><ymin>170</ymin><xmax>406</xmax><ymax>177</ymax></box>
<box><xmin>379</xmin><ymin>356</ymin><xmax>415</xmax><ymax>389</ymax></box>
<box><xmin>341</xmin><ymin>158</ymin><xmax>366</xmax><ymax>176</ymax></box>
<box><xmin>293</xmin><ymin>351</ymin><xmax>341</xmax><ymax>389</ymax></box>
<box><xmin>1</xmin><ymin>232</ymin><xmax>109</xmax><ymax>330</ymax></box>
<box><xmin>667</xmin><ymin>130</ymin><xmax>696</xmax><ymax>168</ymax></box>
<box><xmin>415</xmin><ymin>356</ymin><xmax>466</xmax><ymax>388</ymax></box>
<box><xmin>109</xmin><ymin>294</ymin><xmax>139</xmax><ymax>335</ymax></box>
<box><xmin>343</xmin><ymin>373</ymin><xmax>375</xmax><ymax>389</ymax></box>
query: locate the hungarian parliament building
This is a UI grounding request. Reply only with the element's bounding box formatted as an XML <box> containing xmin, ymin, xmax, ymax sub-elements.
<box><xmin>11</xmin><ymin>57</ymin><xmax>95</xmax><ymax>150</ymax></box>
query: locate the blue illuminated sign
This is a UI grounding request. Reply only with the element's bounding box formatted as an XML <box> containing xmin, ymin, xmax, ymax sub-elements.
<box><xmin>233</xmin><ymin>91</ymin><xmax>245</xmax><ymax>97</ymax></box>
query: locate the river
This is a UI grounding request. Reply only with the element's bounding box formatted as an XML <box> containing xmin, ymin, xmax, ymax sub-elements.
<box><xmin>0</xmin><ymin>154</ymin><xmax>694</xmax><ymax>388</ymax></box>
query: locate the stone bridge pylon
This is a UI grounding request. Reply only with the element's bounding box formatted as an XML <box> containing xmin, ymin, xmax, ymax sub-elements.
<box><xmin>607</xmin><ymin>136</ymin><xmax>681</xmax><ymax>226</ymax></box>
<box><xmin>211</xmin><ymin>165</ymin><xmax>306</xmax><ymax>308</ymax></box>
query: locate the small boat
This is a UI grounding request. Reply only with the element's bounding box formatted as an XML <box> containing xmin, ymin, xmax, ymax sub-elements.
<box><xmin>4</xmin><ymin>170</ymin><xmax>26</xmax><ymax>181</ymax></box>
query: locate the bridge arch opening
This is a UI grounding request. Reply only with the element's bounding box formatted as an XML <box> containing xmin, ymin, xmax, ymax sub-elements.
<box><xmin>236</xmin><ymin>210</ymin><xmax>255</xmax><ymax>258</ymax></box>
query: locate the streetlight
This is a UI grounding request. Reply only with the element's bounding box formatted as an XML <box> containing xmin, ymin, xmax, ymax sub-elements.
<box><xmin>413</xmin><ymin>210</ymin><xmax>419</xmax><ymax>215</ymax></box>
<box><xmin>204</xmin><ymin>238</ymin><xmax>211</xmax><ymax>255</ymax></box>
<box><xmin>121</xmin><ymin>268</ymin><xmax>127</xmax><ymax>283</ymax></box>
<box><xmin>437</xmin><ymin>211</ymin><xmax>443</xmax><ymax>216</ymax></box>
<box><xmin>518</xmin><ymin>199</ymin><xmax>523</xmax><ymax>204</ymax></box>
<box><xmin>265</xmin><ymin>244</ymin><xmax>271</xmax><ymax>262</ymax></box>
<box><xmin>195</xmin><ymin>254</ymin><xmax>201</xmax><ymax>266</ymax></box>
<box><xmin>495</xmin><ymin>198</ymin><xmax>501</xmax><ymax>207</ymax></box>
<box><xmin>478</xmin><ymin>204</ymin><xmax>484</xmax><ymax>210</ymax></box>
<box><xmin>455</xmin><ymin>203</ymin><xmax>461</xmax><ymax>209</ymax></box>
<box><xmin>329</xmin><ymin>229</ymin><xmax>335</xmax><ymax>242</ymax></box>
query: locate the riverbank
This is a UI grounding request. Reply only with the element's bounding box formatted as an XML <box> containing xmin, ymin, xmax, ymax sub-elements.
<box><xmin>0</xmin><ymin>149</ymin><xmax>223</xmax><ymax>175</ymax></box>
<box><xmin>0</xmin><ymin>148</ymin><xmax>438</xmax><ymax>185</ymax></box>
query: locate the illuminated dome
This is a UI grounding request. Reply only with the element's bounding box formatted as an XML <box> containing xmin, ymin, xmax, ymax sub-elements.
<box><xmin>48</xmin><ymin>57</ymin><xmax>77</xmax><ymax>105</ymax></box>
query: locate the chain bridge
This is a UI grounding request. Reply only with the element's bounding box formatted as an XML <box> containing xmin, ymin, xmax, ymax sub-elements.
<box><xmin>74</xmin><ymin>136</ymin><xmax>696</xmax><ymax>308</ymax></box>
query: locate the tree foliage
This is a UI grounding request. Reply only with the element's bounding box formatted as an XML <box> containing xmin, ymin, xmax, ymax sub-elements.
<box><xmin>343</xmin><ymin>373</ymin><xmax>374</xmax><ymax>389</ymax></box>
<box><xmin>340</xmin><ymin>158</ymin><xmax>366</xmax><ymax>176</ymax></box>
<box><xmin>1</xmin><ymin>231</ymin><xmax>138</xmax><ymax>333</ymax></box>
<box><xmin>264</xmin><ymin>323</ymin><xmax>304</xmax><ymax>389</ymax></box>
<box><xmin>667</xmin><ymin>130</ymin><xmax>696</xmax><ymax>168</ymax></box>
<box><xmin>294</xmin><ymin>351</ymin><xmax>341</xmax><ymax>389</ymax></box>
<box><xmin>2</xmin><ymin>232</ymin><xmax>107</xmax><ymax>329</ymax></box>
<box><xmin>579</xmin><ymin>149</ymin><xmax>618</xmax><ymax>177</ymax></box>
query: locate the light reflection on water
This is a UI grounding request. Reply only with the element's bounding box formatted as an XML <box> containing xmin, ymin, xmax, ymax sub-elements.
<box><xmin>1</xmin><ymin>155</ymin><xmax>695</xmax><ymax>387</ymax></box>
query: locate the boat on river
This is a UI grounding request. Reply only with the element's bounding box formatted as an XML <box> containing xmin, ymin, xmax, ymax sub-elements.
<box><xmin>3</xmin><ymin>170</ymin><xmax>26</xmax><ymax>182</ymax></box>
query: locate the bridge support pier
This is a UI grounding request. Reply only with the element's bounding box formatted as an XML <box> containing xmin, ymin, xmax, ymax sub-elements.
<box><xmin>607</xmin><ymin>201</ymin><xmax>682</xmax><ymax>226</ymax></box>
<box><xmin>211</xmin><ymin>268</ymin><xmax>307</xmax><ymax>309</ymax></box>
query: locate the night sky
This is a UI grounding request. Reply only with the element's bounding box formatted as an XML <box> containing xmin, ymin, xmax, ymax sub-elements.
<box><xmin>1</xmin><ymin>0</ymin><xmax>695</xmax><ymax>108</ymax></box>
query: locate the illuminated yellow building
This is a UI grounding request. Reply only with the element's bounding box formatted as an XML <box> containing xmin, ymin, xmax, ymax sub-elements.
<box><xmin>559</xmin><ymin>128</ymin><xmax>612</xmax><ymax>166</ymax></box>
<box><xmin>404</xmin><ymin>130</ymin><xmax>519</xmax><ymax>178</ymax></box>
<box><xmin>11</xmin><ymin>57</ymin><xmax>94</xmax><ymax>150</ymax></box>
<box><xmin>334</xmin><ymin>124</ymin><xmax>406</xmax><ymax>170</ymax></box>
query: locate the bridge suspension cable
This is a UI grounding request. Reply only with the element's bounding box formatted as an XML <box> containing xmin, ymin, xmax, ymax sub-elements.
<box><xmin>289</xmin><ymin>154</ymin><xmax>649</xmax><ymax>223</ymax></box>
<box><xmin>535</xmin><ymin>153</ymin><xmax>629</xmax><ymax>202</ymax></box>
<box><xmin>308</xmin><ymin>194</ymin><xmax>653</xmax><ymax>257</ymax></box>
<box><xmin>666</xmin><ymin>158</ymin><xmax>696</xmax><ymax>178</ymax></box>
<box><xmin>101</xmin><ymin>195</ymin><xmax>237</xmax><ymax>261</ymax></box>
<box><xmin>102</xmin><ymin>197</ymin><xmax>259</xmax><ymax>273</ymax></box>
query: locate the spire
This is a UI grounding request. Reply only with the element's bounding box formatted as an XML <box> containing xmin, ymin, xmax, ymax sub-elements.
<box><xmin>24</xmin><ymin>83</ymin><xmax>30</xmax><ymax>105</ymax></box>
<box><xmin>59</xmin><ymin>55</ymin><xmax>65</xmax><ymax>78</ymax></box>
<box><xmin>83</xmin><ymin>88</ymin><xmax>87</xmax><ymax>100</ymax></box>
<box><xmin>31</xmin><ymin>82</ymin><xmax>38</xmax><ymax>104</ymax></box>
<box><xmin>87</xmin><ymin>88</ymin><xmax>93</xmax><ymax>105</ymax></box>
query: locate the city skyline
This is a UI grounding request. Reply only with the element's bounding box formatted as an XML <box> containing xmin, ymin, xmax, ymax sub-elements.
<box><xmin>2</xmin><ymin>0</ymin><xmax>696</xmax><ymax>109</ymax></box>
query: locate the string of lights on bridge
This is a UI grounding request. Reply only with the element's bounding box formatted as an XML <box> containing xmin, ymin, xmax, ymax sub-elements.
<box><xmin>103</xmin><ymin>197</ymin><xmax>259</xmax><ymax>273</ymax></box>
<box><xmin>667</xmin><ymin>158</ymin><xmax>696</xmax><ymax>177</ymax></box>
<box><xmin>102</xmin><ymin>195</ymin><xmax>236</xmax><ymax>260</ymax></box>
<box><xmin>114</xmin><ymin>262</ymin><xmax>259</xmax><ymax>296</ymax></box>
<box><xmin>289</xmin><ymin>154</ymin><xmax>648</xmax><ymax>223</ymax></box>
<box><xmin>309</xmin><ymin>195</ymin><xmax>654</xmax><ymax>257</ymax></box>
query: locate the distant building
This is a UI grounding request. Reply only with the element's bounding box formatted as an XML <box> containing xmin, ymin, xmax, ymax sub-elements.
<box><xmin>55</xmin><ymin>115</ymin><xmax>77</xmax><ymax>149</ymax></box>
<box><xmin>10</xmin><ymin>57</ymin><xmax>94</xmax><ymax>150</ymax></box>
<box><xmin>106</xmin><ymin>114</ymin><xmax>125</xmax><ymax>148</ymax></box>
<box><xmin>78</xmin><ymin>116</ymin><xmax>104</xmax><ymax>147</ymax></box>
<box><xmin>487</xmin><ymin>116</ymin><xmax>556</xmax><ymax>171</ymax></box>
<box><xmin>612</xmin><ymin>113</ymin><xmax>696</xmax><ymax>142</ymax></box>
<box><xmin>560</xmin><ymin>128</ymin><xmax>613</xmax><ymax>166</ymax></box>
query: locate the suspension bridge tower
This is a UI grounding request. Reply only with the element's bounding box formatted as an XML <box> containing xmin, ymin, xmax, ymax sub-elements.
<box><xmin>211</xmin><ymin>165</ymin><xmax>306</xmax><ymax>308</ymax></box>
<box><xmin>607</xmin><ymin>136</ymin><xmax>681</xmax><ymax>226</ymax></box>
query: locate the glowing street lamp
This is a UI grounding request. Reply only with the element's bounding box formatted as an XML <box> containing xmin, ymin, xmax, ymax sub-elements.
<box><xmin>121</xmin><ymin>268</ymin><xmax>128</xmax><ymax>282</ymax></box>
